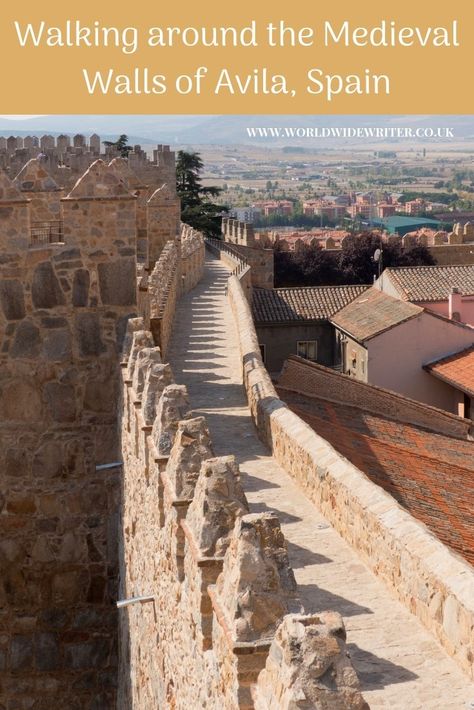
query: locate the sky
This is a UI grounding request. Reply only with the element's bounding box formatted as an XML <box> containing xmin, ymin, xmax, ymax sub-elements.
<box><xmin>0</xmin><ymin>115</ymin><xmax>47</xmax><ymax>120</ymax></box>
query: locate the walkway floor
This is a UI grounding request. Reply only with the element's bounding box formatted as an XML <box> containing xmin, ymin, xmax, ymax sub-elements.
<box><xmin>167</xmin><ymin>255</ymin><xmax>474</xmax><ymax>709</ymax></box>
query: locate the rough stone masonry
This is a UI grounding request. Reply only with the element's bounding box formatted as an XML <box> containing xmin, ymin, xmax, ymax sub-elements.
<box><xmin>0</xmin><ymin>150</ymin><xmax>198</xmax><ymax>708</ymax></box>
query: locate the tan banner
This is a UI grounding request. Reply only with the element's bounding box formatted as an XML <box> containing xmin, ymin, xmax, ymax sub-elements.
<box><xmin>1</xmin><ymin>0</ymin><xmax>472</xmax><ymax>113</ymax></box>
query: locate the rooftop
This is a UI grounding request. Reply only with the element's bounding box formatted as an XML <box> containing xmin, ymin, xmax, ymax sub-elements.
<box><xmin>381</xmin><ymin>264</ymin><xmax>474</xmax><ymax>302</ymax></box>
<box><xmin>330</xmin><ymin>287</ymin><xmax>422</xmax><ymax>342</ymax></box>
<box><xmin>424</xmin><ymin>346</ymin><xmax>474</xmax><ymax>396</ymax></box>
<box><xmin>252</xmin><ymin>284</ymin><xmax>368</xmax><ymax>324</ymax></box>
<box><xmin>277</xmin><ymin>357</ymin><xmax>474</xmax><ymax>565</ymax></box>
<box><xmin>376</xmin><ymin>216</ymin><xmax>442</xmax><ymax>228</ymax></box>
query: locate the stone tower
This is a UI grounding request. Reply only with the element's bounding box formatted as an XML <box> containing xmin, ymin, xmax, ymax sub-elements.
<box><xmin>0</xmin><ymin>160</ymin><xmax>137</xmax><ymax>708</ymax></box>
<box><xmin>146</xmin><ymin>183</ymin><xmax>181</xmax><ymax>269</ymax></box>
<box><xmin>13</xmin><ymin>158</ymin><xmax>63</xmax><ymax>223</ymax></box>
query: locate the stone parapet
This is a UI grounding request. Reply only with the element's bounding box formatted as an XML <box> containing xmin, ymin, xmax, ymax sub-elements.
<box><xmin>180</xmin><ymin>222</ymin><xmax>205</xmax><ymax>293</ymax></box>
<box><xmin>118</xmin><ymin>313</ymin><xmax>365</xmax><ymax>708</ymax></box>
<box><xmin>137</xmin><ymin>225</ymin><xmax>205</xmax><ymax>359</ymax></box>
<box><xmin>227</xmin><ymin>273</ymin><xmax>474</xmax><ymax>679</ymax></box>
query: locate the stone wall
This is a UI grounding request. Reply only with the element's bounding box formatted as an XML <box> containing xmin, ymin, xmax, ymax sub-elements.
<box><xmin>118</xmin><ymin>316</ymin><xmax>366</xmax><ymax>709</ymax></box>
<box><xmin>227</xmin><ymin>273</ymin><xmax>474</xmax><ymax>679</ymax></box>
<box><xmin>148</xmin><ymin>241</ymin><xmax>180</xmax><ymax>361</ymax></box>
<box><xmin>137</xmin><ymin>226</ymin><xmax>205</xmax><ymax>360</ymax></box>
<box><xmin>1</xmin><ymin>138</ymin><xmax>177</xmax><ymax>199</ymax></box>
<box><xmin>278</xmin><ymin>355</ymin><xmax>472</xmax><ymax>440</ymax></box>
<box><xmin>206</xmin><ymin>238</ymin><xmax>252</xmax><ymax>301</ymax></box>
<box><xmin>13</xmin><ymin>158</ymin><xmax>64</xmax><ymax>224</ymax></box>
<box><xmin>180</xmin><ymin>223</ymin><xmax>206</xmax><ymax>294</ymax></box>
<box><xmin>0</xmin><ymin>154</ymin><xmax>203</xmax><ymax>708</ymax></box>
<box><xmin>221</xmin><ymin>218</ymin><xmax>274</xmax><ymax>289</ymax></box>
<box><xmin>427</xmin><ymin>243</ymin><xmax>474</xmax><ymax>265</ymax></box>
<box><xmin>0</xmin><ymin>161</ymin><xmax>138</xmax><ymax>708</ymax></box>
<box><xmin>147</xmin><ymin>184</ymin><xmax>181</xmax><ymax>270</ymax></box>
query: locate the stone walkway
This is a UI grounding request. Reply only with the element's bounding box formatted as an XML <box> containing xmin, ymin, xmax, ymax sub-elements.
<box><xmin>167</xmin><ymin>254</ymin><xmax>474</xmax><ymax>709</ymax></box>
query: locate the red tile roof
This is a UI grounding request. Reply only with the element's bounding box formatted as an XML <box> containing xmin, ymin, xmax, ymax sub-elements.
<box><xmin>424</xmin><ymin>346</ymin><xmax>474</xmax><ymax>396</ymax></box>
<box><xmin>252</xmin><ymin>285</ymin><xmax>369</xmax><ymax>324</ymax></box>
<box><xmin>382</xmin><ymin>265</ymin><xmax>474</xmax><ymax>302</ymax></box>
<box><xmin>330</xmin><ymin>287</ymin><xmax>422</xmax><ymax>342</ymax></box>
<box><xmin>277</xmin><ymin>357</ymin><xmax>474</xmax><ymax>564</ymax></box>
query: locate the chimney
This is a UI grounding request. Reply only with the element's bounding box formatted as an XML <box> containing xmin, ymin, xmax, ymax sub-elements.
<box><xmin>449</xmin><ymin>287</ymin><xmax>462</xmax><ymax>321</ymax></box>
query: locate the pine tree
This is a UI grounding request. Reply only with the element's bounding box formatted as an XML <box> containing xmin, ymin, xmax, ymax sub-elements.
<box><xmin>176</xmin><ymin>151</ymin><xmax>227</xmax><ymax>238</ymax></box>
<box><xmin>103</xmin><ymin>134</ymin><xmax>132</xmax><ymax>158</ymax></box>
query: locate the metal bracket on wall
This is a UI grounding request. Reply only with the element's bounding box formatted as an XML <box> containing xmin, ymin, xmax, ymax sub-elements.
<box><xmin>95</xmin><ymin>462</ymin><xmax>124</xmax><ymax>471</ymax></box>
<box><xmin>116</xmin><ymin>595</ymin><xmax>155</xmax><ymax>609</ymax></box>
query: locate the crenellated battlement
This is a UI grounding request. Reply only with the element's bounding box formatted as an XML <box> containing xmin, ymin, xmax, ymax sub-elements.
<box><xmin>118</xmin><ymin>298</ymin><xmax>366</xmax><ymax>710</ymax></box>
<box><xmin>221</xmin><ymin>217</ymin><xmax>274</xmax><ymax>289</ymax></box>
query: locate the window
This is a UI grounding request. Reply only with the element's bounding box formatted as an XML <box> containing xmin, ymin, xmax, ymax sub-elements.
<box><xmin>259</xmin><ymin>344</ymin><xmax>266</xmax><ymax>363</ymax></box>
<box><xmin>297</xmin><ymin>340</ymin><xmax>317</xmax><ymax>361</ymax></box>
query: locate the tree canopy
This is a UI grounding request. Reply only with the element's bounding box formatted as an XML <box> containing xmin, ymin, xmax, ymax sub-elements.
<box><xmin>103</xmin><ymin>134</ymin><xmax>132</xmax><ymax>158</ymax></box>
<box><xmin>274</xmin><ymin>232</ymin><xmax>435</xmax><ymax>287</ymax></box>
<box><xmin>176</xmin><ymin>151</ymin><xmax>227</xmax><ymax>238</ymax></box>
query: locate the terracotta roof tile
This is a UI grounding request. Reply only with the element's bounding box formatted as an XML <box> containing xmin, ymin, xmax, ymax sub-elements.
<box><xmin>424</xmin><ymin>346</ymin><xmax>474</xmax><ymax>396</ymax></box>
<box><xmin>330</xmin><ymin>288</ymin><xmax>422</xmax><ymax>342</ymax></box>
<box><xmin>252</xmin><ymin>284</ymin><xmax>369</xmax><ymax>324</ymax></box>
<box><xmin>276</xmin><ymin>358</ymin><xmax>474</xmax><ymax>564</ymax></box>
<box><xmin>383</xmin><ymin>265</ymin><xmax>474</xmax><ymax>302</ymax></box>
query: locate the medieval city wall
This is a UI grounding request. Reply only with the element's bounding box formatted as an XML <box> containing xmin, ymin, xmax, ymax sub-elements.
<box><xmin>226</xmin><ymin>271</ymin><xmax>474</xmax><ymax>679</ymax></box>
<box><xmin>0</xmin><ymin>161</ymin><xmax>139</xmax><ymax>708</ymax></box>
<box><xmin>135</xmin><ymin>225</ymin><xmax>205</xmax><ymax>360</ymax></box>
<box><xmin>206</xmin><ymin>237</ymin><xmax>252</xmax><ymax>301</ymax></box>
<box><xmin>221</xmin><ymin>219</ymin><xmax>274</xmax><ymax>289</ymax></box>
<box><xmin>427</xmin><ymin>243</ymin><xmax>474</xmax><ymax>265</ymax></box>
<box><xmin>180</xmin><ymin>223</ymin><xmax>206</xmax><ymax>294</ymax></box>
<box><xmin>0</xmin><ymin>148</ymin><xmax>202</xmax><ymax>708</ymax></box>
<box><xmin>0</xmin><ymin>135</ymin><xmax>177</xmax><ymax>198</ymax></box>
<box><xmin>117</xmin><ymin>308</ymin><xmax>367</xmax><ymax>710</ymax></box>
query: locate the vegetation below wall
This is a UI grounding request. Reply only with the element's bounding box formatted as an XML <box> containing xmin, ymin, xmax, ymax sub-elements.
<box><xmin>274</xmin><ymin>232</ymin><xmax>435</xmax><ymax>287</ymax></box>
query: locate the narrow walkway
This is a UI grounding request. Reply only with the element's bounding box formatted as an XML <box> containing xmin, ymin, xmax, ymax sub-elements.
<box><xmin>167</xmin><ymin>255</ymin><xmax>474</xmax><ymax>709</ymax></box>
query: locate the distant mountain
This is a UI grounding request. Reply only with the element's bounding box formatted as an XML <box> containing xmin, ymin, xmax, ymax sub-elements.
<box><xmin>174</xmin><ymin>114</ymin><xmax>474</xmax><ymax>144</ymax></box>
<box><xmin>0</xmin><ymin>115</ymin><xmax>212</xmax><ymax>143</ymax></box>
<box><xmin>0</xmin><ymin>114</ymin><xmax>472</xmax><ymax>145</ymax></box>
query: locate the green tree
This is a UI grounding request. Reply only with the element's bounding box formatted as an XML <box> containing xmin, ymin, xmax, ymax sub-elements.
<box><xmin>103</xmin><ymin>134</ymin><xmax>132</xmax><ymax>158</ymax></box>
<box><xmin>274</xmin><ymin>241</ymin><xmax>339</xmax><ymax>287</ymax></box>
<box><xmin>176</xmin><ymin>151</ymin><xmax>227</xmax><ymax>238</ymax></box>
<box><xmin>338</xmin><ymin>232</ymin><xmax>434</xmax><ymax>285</ymax></box>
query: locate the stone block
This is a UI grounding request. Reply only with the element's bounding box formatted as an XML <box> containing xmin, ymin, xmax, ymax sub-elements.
<box><xmin>72</xmin><ymin>269</ymin><xmax>90</xmax><ymax>307</ymax></box>
<box><xmin>10</xmin><ymin>321</ymin><xmax>41</xmax><ymax>358</ymax></box>
<box><xmin>186</xmin><ymin>456</ymin><xmax>249</xmax><ymax>557</ymax></box>
<box><xmin>31</xmin><ymin>262</ymin><xmax>65</xmax><ymax>309</ymax></box>
<box><xmin>165</xmin><ymin>417</ymin><xmax>213</xmax><ymax>500</ymax></box>
<box><xmin>11</xmin><ymin>635</ymin><xmax>34</xmax><ymax>671</ymax></box>
<box><xmin>83</xmin><ymin>377</ymin><xmax>116</xmax><ymax>414</ymax></box>
<box><xmin>214</xmin><ymin>513</ymin><xmax>301</xmax><ymax>644</ymax></box>
<box><xmin>0</xmin><ymin>279</ymin><xmax>25</xmax><ymax>320</ymax></box>
<box><xmin>131</xmin><ymin>346</ymin><xmax>162</xmax><ymax>400</ymax></box>
<box><xmin>98</xmin><ymin>259</ymin><xmax>136</xmax><ymax>306</ymax></box>
<box><xmin>75</xmin><ymin>312</ymin><xmax>106</xmax><ymax>357</ymax></box>
<box><xmin>42</xmin><ymin>329</ymin><xmax>72</xmax><ymax>361</ymax></box>
<box><xmin>32</xmin><ymin>440</ymin><xmax>63</xmax><ymax>479</ymax></box>
<box><xmin>126</xmin><ymin>329</ymin><xmax>154</xmax><ymax>381</ymax></box>
<box><xmin>35</xmin><ymin>633</ymin><xmax>60</xmax><ymax>672</ymax></box>
<box><xmin>253</xmin><ymin>613</ymin><xmax>368</xmax><ymax>710</ymax></box>
<box><xmin>152</xmin><ymin>384</ymin><xmax>189</xmax><ymax>456</ymax></box>
<box><xmin>141</xmin><ymin>362</ymin><xmax>174</xmax><ymax>425</ymax></box>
